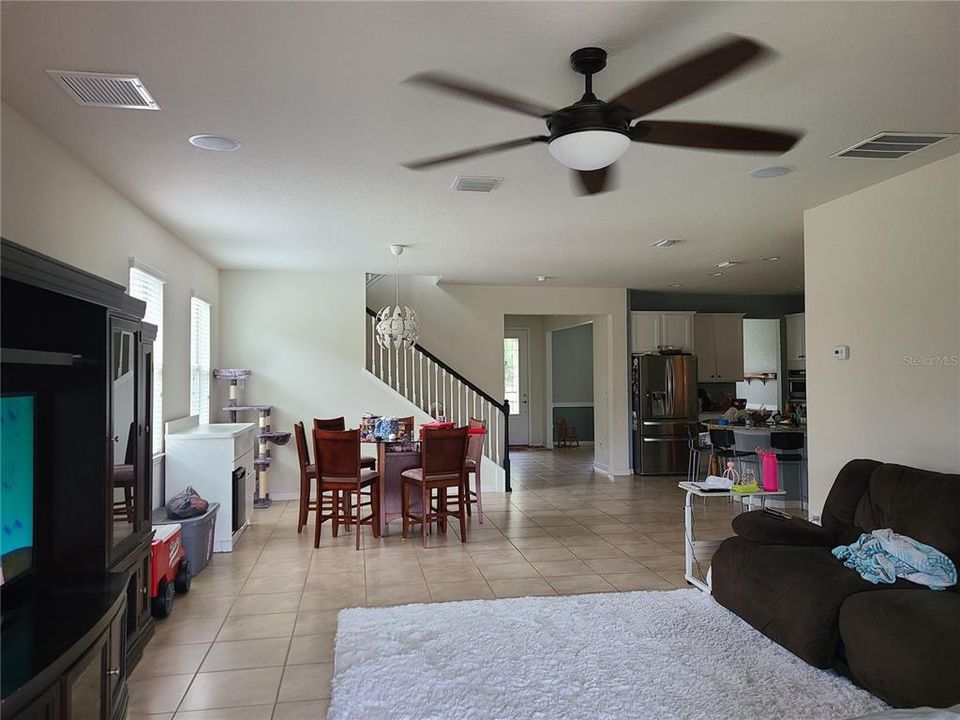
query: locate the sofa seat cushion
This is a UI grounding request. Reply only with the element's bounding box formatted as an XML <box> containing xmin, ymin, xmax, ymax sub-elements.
<box><xmin>712</xmin><ymin>536</ymin><xmax>922</xmax><ymax>668</ymax></box>
<box><xmin>732</xmin><ymin>510</ymin><xmax>835</xmax><ymax>546</ymax></box>
<box><xmin>840</xmin><ymin>590</ymin><xmax>960</xmax><ymax>708</ymax></box>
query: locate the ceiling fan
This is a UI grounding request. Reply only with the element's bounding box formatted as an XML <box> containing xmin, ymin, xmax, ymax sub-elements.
<box><xmin>401</xmin><ymin>35</ymin><xmax>803</xmax><ymax>195</ymax></box>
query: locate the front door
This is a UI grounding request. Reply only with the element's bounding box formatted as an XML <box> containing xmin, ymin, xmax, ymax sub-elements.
<box><xmin>504</xmin><ymin>329</ymin><xmax>530</xmax><ymax>445</ymax></box>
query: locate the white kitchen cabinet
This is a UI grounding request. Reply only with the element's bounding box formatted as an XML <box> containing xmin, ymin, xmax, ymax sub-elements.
<box><xmin>786</xmin><ymin>312</ymin><xmax>806</xmax><ymax>368</ymax></box>
<box><xmin>631</xmin><ymin>311</ymin><xmax>695</xmax><ymax>354</ymax></box>
<box><xmin>660</xmin><ymin>312</ymin><xmax>696</xmax><ymax>352</ymax></box>
<box><xmin>631</xmin><ymin>312</ymin><xmax>661</xmax><ymax>354</ymax></box>
<box><xmin>694</xmin><ymin>313</ymin><xmax>745</xmax><ymax>382</ymax></box>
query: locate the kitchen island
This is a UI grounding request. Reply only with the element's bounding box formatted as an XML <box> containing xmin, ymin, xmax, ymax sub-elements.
<box><xmin>702</xmin><ymin>421</ymin><xmax>807</xmax><ymax>509</ymax></box>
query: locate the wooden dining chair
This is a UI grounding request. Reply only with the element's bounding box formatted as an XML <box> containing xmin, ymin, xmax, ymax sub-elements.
<box><xmin>314</xmin><ymin>417</ymin><xmax>376</xmax><ymax>470</ymax></box>
<box><xmin>397</xmin><ymin>415</ymin><xmax>415</xmax><ymax>439</ymax></box>
<box><xmin>401</xmin><ymin>426</ymin><xmax>469</xmax><ymax>547</ymax></box>
<box><xmin>313</xmin><ymin>428</ymin><xmax>380</xmax><ymax>550</ymax></box>
<box><xmin>464</xmin><ymin>418</ymin><xmax>486</xmax><ymax>523</ymax></box>
<box><xmin>294</xmin><ymin>421</ymin><xmax>331</xmax><ymax>534</ymax></box>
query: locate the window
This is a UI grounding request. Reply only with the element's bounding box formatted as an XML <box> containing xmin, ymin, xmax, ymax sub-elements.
<box><xmin>129</xmin><ymin>264</ymin><xmax>164</xmax><ymax>454</ymax></box>
<box><xmin>190</xmin><ymin>297</ymin><xmax>211</xmax><ymax>424</ymax></box>
<box><xmin>504</xmin><ymin>338</ymin><xmax>520</xmax><ymax>415</ymax></box>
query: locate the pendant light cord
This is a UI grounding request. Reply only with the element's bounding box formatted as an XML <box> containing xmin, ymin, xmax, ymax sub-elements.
<box><xmin>395</xmin><ymin>252</ymin><xmax>400</xmax><ymax>308</ymax></box>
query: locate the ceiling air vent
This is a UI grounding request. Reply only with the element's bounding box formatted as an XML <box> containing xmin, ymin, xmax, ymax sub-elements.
<box><xmin>46</xmin><ymin>70</ymin><xmax>160</xmax><ymax>110</ymax></box>
<box><xmin>451</xmin><ymin>176</ymin><xmax>502</xmax><ymax>192</ymax></box>
<box><xmin>831</xmin><ymin>132</ymin><xmax>955</xmax><ymax>159</ymax></box>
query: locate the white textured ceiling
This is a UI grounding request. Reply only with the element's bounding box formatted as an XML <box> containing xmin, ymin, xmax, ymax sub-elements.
<box><xmin>2</xmin><ymin>1</ymin><xmax>958</xmax><ymax>292</ymax></box>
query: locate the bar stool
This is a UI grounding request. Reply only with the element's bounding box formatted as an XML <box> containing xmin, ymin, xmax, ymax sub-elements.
<box><xmin>685</xmin><ymin>423</ymin><xmax>710</xmax><ymax>483</ymax></box>
<box><xmin>771</xmin><ymin>431</ymin><xmax>806</xmax><ymax>508</ymax></box>
<box><xmin>709</xmin><ymin>428</ymin><xmax>753</xmax><ymax>474</ymax></box>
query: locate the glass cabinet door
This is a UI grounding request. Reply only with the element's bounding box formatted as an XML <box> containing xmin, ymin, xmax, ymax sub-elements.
<box><xmin>110</xmin><ymin>320</ymin><xmax>139</xmax><ymax>552</ymax></box>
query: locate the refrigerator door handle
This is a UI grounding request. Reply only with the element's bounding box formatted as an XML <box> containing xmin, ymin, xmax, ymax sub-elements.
<box><xmin>641</xmin><ymin>437</ymin><xmax>686</xmax><ymax>442</ymax></box>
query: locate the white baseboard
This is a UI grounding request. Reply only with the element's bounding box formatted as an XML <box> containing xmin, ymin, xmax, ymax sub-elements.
<box><xmin>265</xmin><ymin>492</ymin><xmax>299</xmax><ymax>502</ymax></box>
<box><xmin>593</xmin><ymin>463</ymin><xmax>635</xmax><ymax>479</ymax></box>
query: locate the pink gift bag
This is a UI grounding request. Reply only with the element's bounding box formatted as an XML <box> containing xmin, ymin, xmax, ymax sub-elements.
<box><xmin>757</xmin><ymin>449</ymin><xmax>779</xmax><ymax>492</ymax></box>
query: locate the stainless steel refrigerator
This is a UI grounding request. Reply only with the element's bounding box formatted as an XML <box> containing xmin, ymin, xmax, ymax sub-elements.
<box><xmin>632</xmin><ymin>353</ymin><xmax>698</xmax><ymax>475</ymax></box>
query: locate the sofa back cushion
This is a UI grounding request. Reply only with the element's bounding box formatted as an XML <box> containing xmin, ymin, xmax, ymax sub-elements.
<box><xmin>852</xmin><ymin>464</ymin><xmax>960</xmax><ymax>557</ymax></box>
<box><xmin>821</xmin><ymin>459</ymin><xmax>881</xmax><ymax>544</ymax></box>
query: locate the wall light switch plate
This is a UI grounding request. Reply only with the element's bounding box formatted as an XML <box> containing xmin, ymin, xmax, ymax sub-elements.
<box><xmin>833</xmin><ymin>345</ymin><xmax>850</xmax><ymax>360</ymax></box>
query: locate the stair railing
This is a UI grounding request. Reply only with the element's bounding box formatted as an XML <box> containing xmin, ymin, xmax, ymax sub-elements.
<box><xmin>365</xmin><ymin>307</ymin><xmax>511</xmax><ymax>491</ymax></box>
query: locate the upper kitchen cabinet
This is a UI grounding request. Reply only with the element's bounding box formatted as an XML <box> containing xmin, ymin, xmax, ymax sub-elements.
<box><xmin>631</xmin><ymin>311</ymin><xmax>695</xmax><ymax>354</ymax></box>
<box><xmin>694</xmin><ymin>313</ymin><xmax>745</xmax><ymax>382</ymax></box>
<box><xmin>786</xmin><ymin>313</ymin><xmax>806</xmax><ymax>368</ymax></box>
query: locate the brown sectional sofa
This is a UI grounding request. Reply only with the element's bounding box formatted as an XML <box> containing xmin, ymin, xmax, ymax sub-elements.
<box><xmin>711</xmin><ymin>459</ymin><xmax>960</xmax><ymax>709</ymax></box>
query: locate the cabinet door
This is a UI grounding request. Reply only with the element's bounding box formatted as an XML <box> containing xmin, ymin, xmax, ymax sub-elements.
<box><xmin>110</xmin><ymin>317</ymin><xmax>141</xmax><ymax>559</ymax></box>
<box><xmin>713</xmin><ymin>314</ymin><xmax>745</xmax><ymax>382</ymax></box>
<box><xmin>786</xmin><ymin>313</ymin><xmax>805</xmax><ymax>366</ymax></box>
<box><xmin>107</xmin><ymin>605</ymin><xmax>126</xmax><ymax>709</ymax></box>
<box><xmin>660</xmin><ymin>313</ymin><xmax>695</xmax><ymax>352</ymax></box>
<box><xmin>694</xmin><ymin>314</ymin><xmax>717</xmax><ymax>381</ymax></box>
<box><xmin>630</xmin><ymin>312</ymin><xmax>661</xmax><ymax>354</ymax></box>
<box><xmin>63</xmin><ymin>630</ymin><xmax>108</xmax><ymax>720</ymax></box>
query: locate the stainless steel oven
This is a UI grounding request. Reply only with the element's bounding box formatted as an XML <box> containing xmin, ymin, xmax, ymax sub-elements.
<box><xmin>787</xmin><ymin>369</ymin><xmax>806</xmax><ymax>402</ymax></box>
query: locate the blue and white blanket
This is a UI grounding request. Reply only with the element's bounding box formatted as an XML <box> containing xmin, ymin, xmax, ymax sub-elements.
<box><xmin>832</xmin><ymin>529</ymin><xmax>957</xmax><ymax>590</ymax></box>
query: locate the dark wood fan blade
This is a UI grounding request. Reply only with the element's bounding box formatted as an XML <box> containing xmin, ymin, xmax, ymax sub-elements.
<box><xmin>574</xmin><ymin>166</ymin><xmax>616</xmax><ymax>195</ymax></box>
<box><xmin>404</xmin><ymin>72</ymin><xmax>556</xmax><ymax>119</ymax></box>
<box><xmin>631</xmin><ymin>121</ymin><xmax>802</xmax><ymax>152</ymax></box>
<box><xmin>402</xmin><ymin>136</ymin><xmax>549</xmax><ymax>170</ymax></box>
<box><xmin>609</xmin><ymin>36</ymin><xmax>771</xmax><ymax>119</ymax></box>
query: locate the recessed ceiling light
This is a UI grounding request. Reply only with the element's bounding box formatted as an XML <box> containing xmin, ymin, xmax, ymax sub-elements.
<box><xmin>710</xmin><ymin>272</ymin><xmax>725</xmax><ymax>277</ymax></box>
<box><xmin>716</xmin><ymin>261</ymin><xmax>741</xmax><ymax>269</ymax></box>
<box><xmin>763</xmin><ymin>256</ymin><xmax>782</xmax><ymax>262</ymax></box>
<box><xmin>667</xmin><ymin>283</ymin><xmax>683</xmax><ymax>288</ymax></box>
<box><xmin>189</xmin><ymin>134</ymin><xmax>241</xmax><ymax>152</ymax></box>
<box><xmin>537</xmin><ymin>275</ymin><xmax>553</xmax><ymax>283</ymax></box>
<box><xmin>650</xmin><ymin>238</ymin><xmax>680</xmax><ymax>248</ymax></box>
<box><xmin>750</xmin><ymin>165</ymin><xmax>794</xmax><ymax>178</ymax></box>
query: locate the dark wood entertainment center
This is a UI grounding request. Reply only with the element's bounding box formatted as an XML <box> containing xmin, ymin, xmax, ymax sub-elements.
<box><xmin>2</xmin><ymin>239</ymin><xmax>156</xmax><ymax>719</ymax></box>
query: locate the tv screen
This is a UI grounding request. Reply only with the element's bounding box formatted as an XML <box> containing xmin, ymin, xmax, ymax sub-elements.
<box><xmin>1</xmin><ymin>393</ymin><xmax>35</xmax><ymax>585</ymax></box>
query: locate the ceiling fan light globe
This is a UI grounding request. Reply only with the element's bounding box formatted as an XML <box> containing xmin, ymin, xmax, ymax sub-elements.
<box><xmin>547</xmin><ymin>130</ymin><xmax>630</xmax><ymax>171</ymax></box>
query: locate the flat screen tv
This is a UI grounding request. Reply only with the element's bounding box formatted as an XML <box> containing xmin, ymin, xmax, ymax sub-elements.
<box><xmin>1</xmin><ymin>393</ymin><xmax>35</xmax><ymax>586</ymax></box>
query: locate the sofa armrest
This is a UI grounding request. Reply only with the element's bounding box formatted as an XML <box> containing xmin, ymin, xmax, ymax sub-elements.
<box><xmin>732</xmin><ymin>510</ymin><xmax>836</xmax><ymax>547</ymax></box>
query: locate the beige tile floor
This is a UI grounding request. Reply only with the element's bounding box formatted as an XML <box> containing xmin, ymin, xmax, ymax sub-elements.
<box><xmin>130</xmin><ymin>447</ymin><xmax>745</xmax><ymax>719</ymax></box>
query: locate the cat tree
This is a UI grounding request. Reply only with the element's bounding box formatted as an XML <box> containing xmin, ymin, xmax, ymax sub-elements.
<box><xmin>213</xmin><ymin>368</ymin><xmax>290</xmax><ymax>508</ymax></box>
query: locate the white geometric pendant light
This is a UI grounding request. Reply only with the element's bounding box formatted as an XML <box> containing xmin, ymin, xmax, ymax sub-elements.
<box><xmin>376</xmin><ymin>244</ymin><xmax>420</xmax><ymax>350</ymax></box>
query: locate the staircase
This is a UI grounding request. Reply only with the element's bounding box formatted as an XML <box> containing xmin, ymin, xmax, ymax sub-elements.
<box><xmin>365</xmin><ymin>308</ymin><xmax>511</xmax><ymax>491</ymax></box>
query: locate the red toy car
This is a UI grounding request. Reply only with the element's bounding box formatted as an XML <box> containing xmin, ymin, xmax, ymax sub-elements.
<box><xmin>150</xmin><ymin>524</ymin><xmax>192</xmax><ymax>618</ymax></box>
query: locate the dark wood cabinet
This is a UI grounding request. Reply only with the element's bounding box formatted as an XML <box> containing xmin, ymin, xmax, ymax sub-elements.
<box><xmin>1</xmin><ymin>240</ymin><xmax>154</xmax><ymax>719</ymax></box>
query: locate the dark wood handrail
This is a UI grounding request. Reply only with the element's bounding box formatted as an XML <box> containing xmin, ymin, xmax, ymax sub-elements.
<box><xmin>366</xmin><ymin>307</ymin><xmax>507</xmax><ymax>412</ymax></box>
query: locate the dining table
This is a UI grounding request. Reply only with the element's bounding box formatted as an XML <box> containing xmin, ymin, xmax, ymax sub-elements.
<box><xmin>363</xmin><ymin>439</ymin><xmax>423</xmax><ymax>535</ymax></box>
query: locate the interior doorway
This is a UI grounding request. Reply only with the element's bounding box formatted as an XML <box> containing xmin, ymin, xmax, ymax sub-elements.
<box><xmin>504</xmin><ymin>314</ymin><xmax>603</xmax><ymax>486</ymax></box>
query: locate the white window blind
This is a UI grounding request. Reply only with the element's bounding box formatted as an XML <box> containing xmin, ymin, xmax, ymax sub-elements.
<box><xmin>129</xmin><ymin>265</ymin><xmax>164</xmax><ymax>454</ymax></box>
<box><xmin>190</xmin><ymin>297</ymin><xmax>211</xmax><ymax>424</ymax></box>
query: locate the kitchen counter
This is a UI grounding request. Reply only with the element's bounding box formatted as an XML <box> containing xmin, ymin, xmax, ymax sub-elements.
<box><xmin>704</xmin><ymin>421</ymin><xmax>807</xmax><ymax>434</ymax></box>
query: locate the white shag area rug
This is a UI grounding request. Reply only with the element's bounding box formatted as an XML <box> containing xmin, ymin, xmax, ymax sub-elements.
<box><xmin>328</xmin><ymin>589</ymin><xmax>887</xmax><ymax>720</ymax></box>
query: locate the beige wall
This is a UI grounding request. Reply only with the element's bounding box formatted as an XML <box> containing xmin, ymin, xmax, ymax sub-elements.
<box><xmin>370</xmin><ymin>278</ymin><xmax>632</xmax><ymax>474</ymax></box>
<box><xmin>1</xmin><ymin>103</ymin><xmax>221</xmax><ymax>506</ymax></box>
<box><xmin>803</xmin><ymin>154</ymin><xmax>960</xmax><ymax>517</ymax></box>
<box><xmin>220</xmin><ymin>270</ymin><xmax>437</xmax><ymax>498</ymax></box>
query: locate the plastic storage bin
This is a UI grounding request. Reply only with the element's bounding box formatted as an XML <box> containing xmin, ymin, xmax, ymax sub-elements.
<box><xmin>152</xmin><ymin>502</ymin><xmax>219</xmax><ymax>574</ymax></box>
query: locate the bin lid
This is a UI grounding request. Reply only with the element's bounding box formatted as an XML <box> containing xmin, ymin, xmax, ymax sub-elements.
<box><xmin>152</xmin><ymin>501</ymin><xmax>220</xmax><ymax>525</ymax></box>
